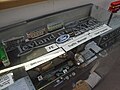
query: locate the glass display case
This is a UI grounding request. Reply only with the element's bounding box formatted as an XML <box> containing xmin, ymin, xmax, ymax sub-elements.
<box><xmin>0</xmin><ymin>3</ymin><xmax>120</xmax><ymax>90</ymax></box>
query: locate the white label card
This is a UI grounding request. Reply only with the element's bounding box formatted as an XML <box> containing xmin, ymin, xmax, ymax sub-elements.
<box><xmin>89</xmin><ymin>24</ymin><xmax>112</xmax><ymax>38</ymax></box>
<box><xmin>25</xmin><ymin>48</ymin><xmax>65</xmax><ymax>71</ymax></box>
<box><xmin>57</xmin><ymin>32</ymin><xmax>91</xmax><ymax>51</ymax></box>
<box><xmin>0</xmin><ymin>73</ymin><xmax>14</xmax><ymax>90</ymax></box>
<box><xmin>45</xmin><ymin>44</ymin><xmax>58</xmax><ymax>52</ymax></box>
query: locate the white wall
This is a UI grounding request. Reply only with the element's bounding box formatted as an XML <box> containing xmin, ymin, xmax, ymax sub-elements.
<box><xmin>0</xmin><ymin>0</ymin><xmax>113</xmax><ymax>28</ymax></box>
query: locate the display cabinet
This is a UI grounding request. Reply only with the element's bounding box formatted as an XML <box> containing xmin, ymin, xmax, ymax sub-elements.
<box><xmin>0</xmin><ymin>3</ymin><xmax>120</xmax><ymax>90</ymax></box>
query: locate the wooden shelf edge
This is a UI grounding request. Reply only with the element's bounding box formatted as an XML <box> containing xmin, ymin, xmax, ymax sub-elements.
<box><xmin>0</xmin><ymin>0</ymin><xmax>46</xmax><ymax>10</ymax></box>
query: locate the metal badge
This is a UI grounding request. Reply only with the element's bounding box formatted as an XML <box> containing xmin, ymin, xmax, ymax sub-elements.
<box><xmin>37</xmin><ymin>75</ymin><xmax>43</xmax><ymax>82</ymax></box>
<box><xmin>56</xmin><ymin>34</ymin><xmax>70</xmax><ymax>44</ymax></box>
<box><xmin>47</xmin><ymin>21</ymin><xmax>64</xmax><ymax>32</ymax></box>
<box><xmin>17</xmin><ymin>34</ymin><xmax>56</xmax><ymax>57</ymax></box>
<box><xmin>26</xmin><ymin>27</ymin><xmax>47</xmax><ymax>39</ymax></box>
<box><xmin>74</xmin><ymin>53</ymin><xmax>84</xmax><ymax>65</ymax></box>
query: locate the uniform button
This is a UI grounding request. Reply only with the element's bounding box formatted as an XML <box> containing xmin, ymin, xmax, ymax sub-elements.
<box><xmin>56</xmin><ymin>79</ymin><xmax>60</xmax><ymax>83</ymax></box>
<box><xmin>60</xmin><ymin>77</ymin><xmax>63</xmax><ymax>80</ymax></box>
<box><xmin>72</xmin><ymin>72</ymin><xmax>76</xmax><ymax>76</ymax></box>
<box><xmin>65</xmin><ymin>76</ymin><xmax>69</xmax><ymax>80</ymax></box>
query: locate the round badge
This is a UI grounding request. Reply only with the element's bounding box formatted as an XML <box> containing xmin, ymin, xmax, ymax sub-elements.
<box><xmin>56</xmin><ymin>34</ymin><xmax>70</xmax><ymax>44</ymax></box>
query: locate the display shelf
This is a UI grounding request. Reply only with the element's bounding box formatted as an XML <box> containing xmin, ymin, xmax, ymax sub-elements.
<box><xmin>0</xmin><ymin>22</ymin><xmax>112</xmax><ymax>75</ymax></box>
<box><xmin>24</xmin><ymin>48</ymin><xmax>65</xmax><ymax>71</ymax></box>
<box><xmin>0</xmin><ymin>44</ymin><xmax>65</xmax><ymax>74</ymax></box>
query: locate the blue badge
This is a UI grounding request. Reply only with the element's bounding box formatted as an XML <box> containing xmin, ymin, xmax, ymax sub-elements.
<box><xmin>56</xmin><ymin>34</ymin><xmax>70</xmax><ymax>44</ymax></box>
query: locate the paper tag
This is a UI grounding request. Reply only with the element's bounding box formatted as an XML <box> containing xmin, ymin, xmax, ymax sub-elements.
<box><xmin>0</xmin><ymin>73</ymin><xmax>14</xmax><ymax>90</ymax></box>
<box><xmin>45</xmin><ymin>44</ymin><xmax>58</xmax><ymax>52</ymax></box>
<box><xmin>25</xmin><ymin>48</ymin><xmax>65</xmax><ymax>71</ymax></box>
<box><xmin>89</xmin><ymin>24</ymin><xmax>112</xmax><ymax>38</ymax></box>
